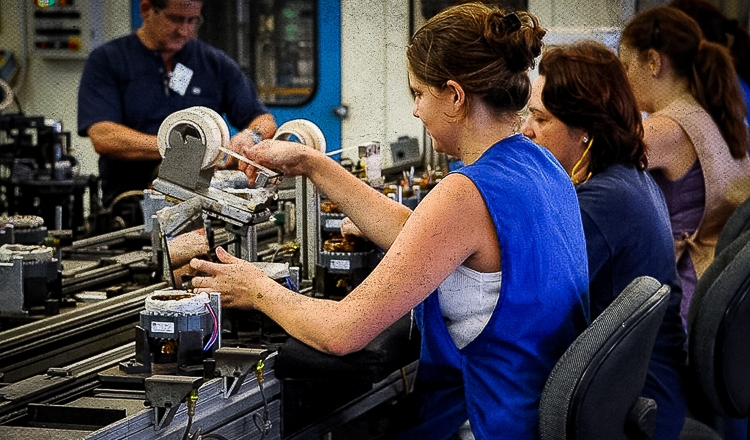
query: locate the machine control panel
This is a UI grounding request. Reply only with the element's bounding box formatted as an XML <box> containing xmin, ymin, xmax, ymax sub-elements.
<box><xmin>28</xmin><ymin>0</ymin><xmax>104</xmax><ymax>59</ymax></box>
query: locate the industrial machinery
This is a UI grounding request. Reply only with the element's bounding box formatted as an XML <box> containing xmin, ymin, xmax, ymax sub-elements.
<box><xmin>27</xmin><ymin>0</ymin><xmax>105</xmax><ymax>59</ymax></box>
<box><xmin>316</xmin><ymin>197</ymin><xmax>378</xmax><ymax>299</ymax></box>
<box><xmin>0</xmin><ymin>241</ymin><xmax>61</xmax><ymax>319</ymax></box>
<box><xmin>151</xmin><ymin>106</ymin><xmax>284</xmax><ymax>262</ymax></box>
<box><xmin>0</xmin><ymin>107</ymin><xmax>420</xmax><ymax>440</ymax></box>
<box><xmin>0</xmin><ymin>113</ymin><xmax>98</xmax><ymax>238</ymax></box>
<box><xmin>0</xmin><ymin>214</ymin><xmax>48</xmax><ymax>245</ymax></box>
<box><xmin>119</xmin><ymin>290</ymin><xmax>221</xmax><ymax>376</ymax></box>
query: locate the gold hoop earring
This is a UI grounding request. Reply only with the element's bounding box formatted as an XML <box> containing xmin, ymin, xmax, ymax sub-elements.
<box><xmin>571</xmin><ymin>136</ymin><xmax>594</xmax><ymax>185</ymax></box>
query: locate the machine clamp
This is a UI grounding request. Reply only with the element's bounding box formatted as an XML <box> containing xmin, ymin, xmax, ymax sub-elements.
<box><xmin>144</xmin><ymin>375</ymin><xmax>203</xmax><ymax>431</ymax></box>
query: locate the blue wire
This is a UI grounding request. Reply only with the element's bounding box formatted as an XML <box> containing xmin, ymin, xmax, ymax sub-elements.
<box><xmin>285</xmin><ymin>276</ymin><xmax>298</xmax><ymax>292</ymax></box>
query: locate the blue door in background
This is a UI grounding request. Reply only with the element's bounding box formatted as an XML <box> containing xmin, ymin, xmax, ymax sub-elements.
<box><xmin>131</xmin><ymin>0</ymin><xmax>342</xmax><ymax>153</ymax></box>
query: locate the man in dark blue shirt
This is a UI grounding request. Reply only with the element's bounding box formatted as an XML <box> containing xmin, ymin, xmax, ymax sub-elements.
<box><xmin>78</xmin><ymin>0</ymin><xmax>275</xmax><ymax>208</ymax></box>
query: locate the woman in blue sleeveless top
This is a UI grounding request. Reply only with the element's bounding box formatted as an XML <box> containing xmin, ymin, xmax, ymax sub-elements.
<box><xmin>191</xmin><ymin>4</ymin><xmax>590</xmax><ymax>439</ymax></box>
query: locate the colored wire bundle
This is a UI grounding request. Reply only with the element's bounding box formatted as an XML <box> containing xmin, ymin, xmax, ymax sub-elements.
<box><xmin>203</xmin><ymin>302</ymin><xmax>219</xmax><ymax>351</ymax></box>
<box><xmin>285</xmin><ymin>276</ymin><xmax>298</xmax><ymax>292</ymax></box>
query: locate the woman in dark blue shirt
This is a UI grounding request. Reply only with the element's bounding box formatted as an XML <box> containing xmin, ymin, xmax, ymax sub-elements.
<box><xmin>522</xmin><ymin>40</ymin><xmax>688</xmax><ymax>440</ymax></box>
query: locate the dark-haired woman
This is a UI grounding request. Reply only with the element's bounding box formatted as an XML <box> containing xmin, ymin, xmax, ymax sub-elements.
<box><xmin>522</xmin><ymin>40</ymin><xmax>687</xmax><ymax>440</ymax></box>
<box><xmin>669</xmin><ymin>0</ymin><xmax>750</xmax><ymax>122</ymax></box>
<box><xmin>620</xmin><ymin>6</ymin><xmax>750</xmax><ymax>329</ymax></box>
<box><xmin>191</xmin><ymin>3</ymin><xmax>590</xmax><ymax>439</ymax></box>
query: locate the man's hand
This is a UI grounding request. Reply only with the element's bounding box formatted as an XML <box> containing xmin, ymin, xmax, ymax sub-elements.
<box><xmin>219</xmin><ymin>129</ymin><xmax>262</xmax><ymax>169</ymax></box>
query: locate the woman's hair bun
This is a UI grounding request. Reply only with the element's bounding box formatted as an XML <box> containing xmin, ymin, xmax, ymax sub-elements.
<box><xmin>485</xmin><ymin>11</ymin><xmax>544</xmax><ymax>73</ymax></box>
<box><xmin>495</xmin><ymin>12</ymin><xmax>522</xmax><ymax>35</ymax></box>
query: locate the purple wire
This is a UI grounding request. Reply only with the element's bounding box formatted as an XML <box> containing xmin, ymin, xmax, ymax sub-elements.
<box><xmin>203</xmin><ymin>302</ymin><xmax>219</xmax><ymax>351</ymax></box>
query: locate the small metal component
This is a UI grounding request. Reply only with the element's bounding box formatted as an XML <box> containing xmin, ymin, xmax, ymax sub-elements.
<box><xmin>214</xmin><ymin>347</ymin><xmax>269</xmax><ymax>397</ymax></box>
<box><xmin>253</xmin><ymin>358</ymin><xmax>273</xmax><ymax>436</ymax></box>
<box><xmin>0</xmin><ymin>244</ymin><xmax>59</xmax><ymax>316</ymax></box>
<box><xmin>46</xmin><ymin>368</ymin><xmax>71</xmax><ymax>377</ymax></box>
<box><xmin>333</xmin><ymin>105</ymin><xmax>349</xmax><ymax>120</ymax></box>
<box><xmin>144</xmin><ymin>375</ymin><xmax>203</xmax><ymax>431</ymax></box>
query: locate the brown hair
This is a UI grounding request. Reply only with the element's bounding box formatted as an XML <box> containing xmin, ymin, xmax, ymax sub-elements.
<box><xmin>621</xmin><ymin>6</ymin><xmax>748</xmax><ymax>159</ymax></box>
<box><xmin>539</xmin><ymin>40</ymin><xmax>647</xmax><ymax>174</ymax></box>
<box><xmin>149</xmin><ymin>0</ymin><xmax>203</xmax><ymax>10</ymax></box>
<box><xmin>407</xmin><ymin>2</ymin><xmax>546</xmax><ymax>116</ymax></box>
<box><xmin>668</xmin><ymin>0</ymin><xmax>750</xmax><ymax>87</ymax></box>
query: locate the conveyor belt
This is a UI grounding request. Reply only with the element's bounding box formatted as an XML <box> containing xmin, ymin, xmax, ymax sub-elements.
<box><xmin>0</xmin><ymin>344</ymin><xmax>282</xmax><ymax>440</ymax></box>
<box><xmin>0</xmin><ymin>344</ymin><xmax>136</xmax><ymax>425</ymax></box>
<box><xmin>0</xmin><ymin>281</ymin><xmax>167</xmax><ymax>382</ymax></box>
<box><xmin>0</xmin><ymin>223</ymin><xmax>418</xmax><ymax>439</ymax></box>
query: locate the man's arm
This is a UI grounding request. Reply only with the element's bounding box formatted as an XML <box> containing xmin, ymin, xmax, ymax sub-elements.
<box><xmin>87</xmin><ymin>121</ymin><xmax>162</xmax><ymax>161</ymax></box>
<box><xmin>78</xmin><ymin>40</ymin><xmax>161</xmax><ymax>161</ymax></box>
<box><xmin>90</xmin><ymin>112</ymin><xmax>275</xmax><ymax>164</ymax></box>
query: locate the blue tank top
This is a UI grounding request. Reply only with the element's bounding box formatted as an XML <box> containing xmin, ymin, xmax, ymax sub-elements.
<box><xmin>395</xmin><ymin>134</ymin><xmax>590</xmax><ymax>440</ymax></box>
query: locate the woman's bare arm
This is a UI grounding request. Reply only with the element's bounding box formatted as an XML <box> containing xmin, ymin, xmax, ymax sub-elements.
<box><xmin>191</xmin><ymin>173</ymin><xmax>498</xmax><ymax>355</ymax></box>
<box><xmin>642</xmin><ymin>114</ymin><xmax>697</xmax><ymax>179</ymax></box>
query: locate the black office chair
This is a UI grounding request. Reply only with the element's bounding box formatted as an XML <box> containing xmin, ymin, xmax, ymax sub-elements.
<box><xmin>715</xmin><ymin>195</ymin><xmax>750</xmax><ymax>256</ymax></box>
<box><xmin>539</xmin><ymin>276</ymin><xmax>671</xmax><ymax>440</ymax></box>
<box><xmin>678</xmin><ymin>418</ymin><xmax>723</xmax><ymax>440</ymax></box>
<box><xmin>680</xmin><ymin>230</ymin><xmax>750</xmax><ymax>440</ymax></box>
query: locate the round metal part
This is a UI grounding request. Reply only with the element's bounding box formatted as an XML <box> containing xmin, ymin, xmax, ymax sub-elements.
<box><xmin>0</xmin><ymin>79</ymin><xmax>12</xmax><ymax>112</ymax></box>
<box><xmin>273</xmin><ymin>119</ymin><xmax>327</xmax><ymax>152</ymax></box>
<box><xmin>141</xmin><ymin>290</ymin><xmax>212</xmax><ymax>340</ymax></box>
<box><xmin>0</xmin><ymin>244</ymin><xmax>53</xmax><ymax>263</ymax></box>
<box><xmin>0</xmin><ymin>215</ymin><xmax>45</xmax><ymax>229</ymax></box>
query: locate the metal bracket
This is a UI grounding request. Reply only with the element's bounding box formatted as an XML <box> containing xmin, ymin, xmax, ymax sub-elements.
<box><xmin>144</xmin><ymin>375</ymin><xmax>202</xmax><ymax>431</ymax></box>
<box><xmin>213</xmin><ymin>347</ymin><xmax>269</xmax><ymax>398</ymax></box>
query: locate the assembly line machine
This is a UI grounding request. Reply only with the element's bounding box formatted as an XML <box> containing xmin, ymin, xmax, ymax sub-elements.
<box><xmin>0</xmin><ymin>108</ymin><xmax>419</xmax><ymax>439</ymax></box>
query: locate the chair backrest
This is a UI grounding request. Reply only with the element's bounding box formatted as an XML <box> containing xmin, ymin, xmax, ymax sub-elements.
<box><xmin>539</xmin><ymin>276</ymin><xmax>671</xmax><ymax>440</ymax></box>
<box><xmin>687</xmin><ymin>231</ymin><xmax>750</xmax><ymax>418</ymax></box>
<box><xmin>715</xmin><ymin>195</ymin><xmax>750</xmax><ymax>257</ymax></box>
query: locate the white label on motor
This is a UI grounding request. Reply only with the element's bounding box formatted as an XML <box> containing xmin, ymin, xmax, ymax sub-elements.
<box><xmin>325</xmin><ymin>219</ymin><xmax>342</xmax><ymax>229</ymax></box>
<box><xmin>152</xmin><ymin>321</ymin><xmax>175</xmax><ymax>334</ymax></box>
<box><xmin>330</xmin><ymin>259</ymin><xmax>350</xmax><ymax>270</ymax></box>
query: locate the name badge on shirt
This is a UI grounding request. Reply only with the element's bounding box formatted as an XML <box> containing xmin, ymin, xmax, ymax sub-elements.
<box><xmin>169</xmin><ymin>63</ymin><xmax>193</xmax><ymax>96</ymax></box>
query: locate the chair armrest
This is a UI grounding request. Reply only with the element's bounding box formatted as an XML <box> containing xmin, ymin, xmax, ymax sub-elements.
<box><xmin>626</xmin><ymin>396</ymin><xmax>657</xmax><ymax>440</ymax></box>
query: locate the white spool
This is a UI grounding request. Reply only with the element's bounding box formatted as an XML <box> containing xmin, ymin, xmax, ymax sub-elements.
<box><xmin>273</xmin><ymin>119</ymin><xmax>327</xmax><ymax>152</ymax></box>
<box><xmin>157</xmin><ymin>106</ymin><xmax>230</xmax><ymax>170</ymax></box>
<box><xmin>193</xmin><ymin>106</ymin><xmax>231</xmax><ymax>155</ymax></box>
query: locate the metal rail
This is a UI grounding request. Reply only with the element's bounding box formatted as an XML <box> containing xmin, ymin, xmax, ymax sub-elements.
<box><xmin>0</xmin><ymin>282</ymin><xmax>167</xmax><ymax>382</ymax></box>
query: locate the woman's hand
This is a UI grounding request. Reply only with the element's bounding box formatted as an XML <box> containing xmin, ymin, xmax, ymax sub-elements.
<box><xmin>190</xmin><ymin>247</ymin><xmax>270</xmax><ymax>309</ymax></box>
<box><xmin>239</xmin><ymin>139</ymin><xmax>318</xmax><ymax>180</ymax></box>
